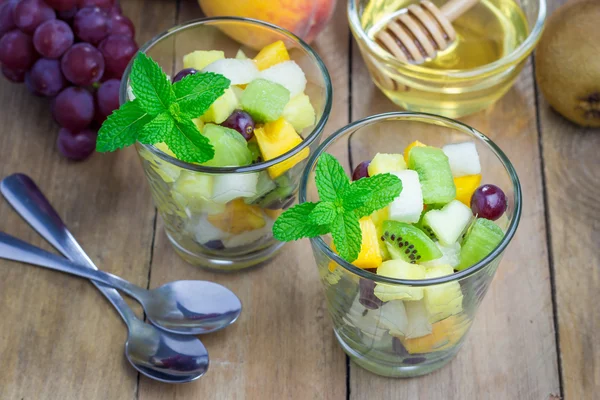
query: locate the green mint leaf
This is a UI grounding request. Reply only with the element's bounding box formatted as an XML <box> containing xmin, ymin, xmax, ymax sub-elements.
<box><xmin>315</xmin><ymin>153</ymin><xmax>350</xmax><ymax>202</ymax></box>
<box><xmin>96</xmin><ymin>100</ymin><xmax>153</xmax><ymax>152</ymax></box>
<box><xmin>138</xmin><ymin>112</ymin><xmax>173</xmax><ymax>144</ymax></box>
<box><xmin>173</xmin><ymin>72</ymin><xmax>231</xmax><ymax>118</ymax></box>
<box><xmin>330</xmin><ymin>211</ymin><xmax>362</xmax><ymax>262</ymax></box>
<box><xmin>273</xmin><ymin>202</ymin><xmax>330</xmax><ymax>241</ymax></box>
<box><xmin>164</xmin><ymin>118</ymin><xmax>214</xmax><ymax>163</ymax></box>
<box><xmin>130</xmin><ymin>53</ymin><xmax>174</xmax><ymax>115</ymax></box>
<box><xmin>308</xmin><ymin>201</ymin><xmax>339</xmax><ymax>225</ymax></box>
<box><xmin>343</xmin><ymin>173</ymin><xmax>403</xmax><ymax>217</ymax></box>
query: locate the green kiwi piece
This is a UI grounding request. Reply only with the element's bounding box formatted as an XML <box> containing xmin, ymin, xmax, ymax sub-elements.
<box><xmin>408</xmin><ymin>146</ymin><xmax>456</xmax><ymax>205</ymax></box>
<box><xmin>456</xmin><ymin>218</ymin><xmax>504</xmax><ymax>271</ymax></box>
<box><xmin>380</xmin><ymin>220</ymin><xmax>443</xmax><ymax>264</ymax></box>
<box><xmin>415</xmin><ymin>214</ymin><xmax>437</xmax><ymax>241</ymax></box>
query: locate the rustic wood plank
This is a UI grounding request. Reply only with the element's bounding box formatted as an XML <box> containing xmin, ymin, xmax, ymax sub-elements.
<box><xmin>348</xmin><ymin>42</ymin><xmax>561</xmax><ymax>398</ymax></box>
<box><xmin>0</xmin><ymin>0</ymin><xmax>177</xmax><ymax>398</ymax></box>
<box><xmin>137</xmin><ymin>0</ymin><xmax>349</xmax><ymax>399</ymax></box>
<box><xmin>538</xmin><ymin>1</ymin><xmax>600</xmax><ymax>398</ymax></box>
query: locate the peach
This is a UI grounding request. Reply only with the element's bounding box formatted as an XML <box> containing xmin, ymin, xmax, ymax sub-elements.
<box><xmin>198</xmin><ymin>0</ymin><xmax>337</xmax><ymax>44</ymax></box>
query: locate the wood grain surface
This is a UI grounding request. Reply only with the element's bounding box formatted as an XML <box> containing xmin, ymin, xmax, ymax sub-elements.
<box><xmin>0</xmin><ymin>0</ymin><xmax>596</xmax><ymax>398</ymax></box>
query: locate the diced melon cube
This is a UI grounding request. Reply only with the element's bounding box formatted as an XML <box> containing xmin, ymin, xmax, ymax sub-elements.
<box><xmin>388</xmin><ymin>170</ymin><xmax>424</xmax><ymax>224</ymax></box>
<box><xmin>442</xmin><ymin>141</ymin><xmax>481</xmax><ymax>177</ymax></box>
<box><xmin>240</xmin><ymin>79</ymin><xmax>290</xmax><ymax>123</ymax></box>
<box><xmin>282</xmin><ymin>93</ymin><xmax>316</xmax><ymax>132</ymax></box>
<box><xmin>253</xmin><ymin>40</ymin><xmax>290</xmax><ymax>70</ymax></box>
<box><xmin>202</xmin><ymin>59</ymin><xmax>259</xmax><ymax>85</ymax></box>
<box><xmin>421</xmin><ymin>241</ymin><xmax>461</xmax><ymax>269</ymax></box>
<box><xmin>254</xmin><ymin>118</ymin><xmax>309</xmax><ymax>179</ymax></box>
<box><xmin>454</xmin><ymin>174</ymin><xmax>482</xmax><ymax>205</ymax></box>
<box><xmin>351</xmin><ymin>217</ymin><xmax>383</xmax><ymax>270</ymax></box>
<box><xmin>260</xmin><ymin>60</ymin><xmax>306</xmax><ymax>98</ymax></box>
<box><xmin>200</xmin><ymin>87</ymin><xmax>239</xmax><ymax>124</ymax></box>
<box><xmin>404</xmin><ymin>300</ymin><xmax>432</xmax><ymax>339</ymax></box>
<box><xmin>222</xmin><ymin>220</ymin><xmax>273</xmax><ymax>248</ymax></box>
<box><xmin>423</xmin><ymin>200</ymin><xmax>472</xmax><ymax>246</ymax></box>
<box><xmin>403</xmin><ymin>140</ymin><xmax>426</xmax><ymax>163</ymax></box>
<box><xmin>172</xmin><ymin>171</ymin><xmax>225</xmax><ymax>215</ymax></box>
<box><xmin>399</xmin><ymin>315</ymin><xmax>470</xmax><ymax>354</ymax></box>
<box><xmin>378</xmin><ymin>300</ymin><xmax>409</xmax><ymax>337</ymax></box>
<box><xmin>183</xmin><ymin>50</ymin><xmax>225</xmax><ymax>70</ymax></box>
<box><xmin>344</xmin><ymin>295</ymin><xmax>387</xmax><ymax>340</ymax></box>
<box><xmin>374</xmin><ymin>260</ymin><xmax>426</xmax><ymax>302</ymax></box>
<box><xmin>424</xmin><ymin>264</ymin><xmax>463</xmax><ymax>323</ymax></box>
<box><xmin>193</xmin><ymin>216</ymin><xmax>231</xmax><ymax>244</ymax></box>
<box><xmin>367</xmin><ymin>153</ymin><xmax>407</xmax><ymax>176</ymax></box>
<box><xmin>211</xmin><ymin>172</ymin><xmax>259</xmax><ymax>204</ymax></box>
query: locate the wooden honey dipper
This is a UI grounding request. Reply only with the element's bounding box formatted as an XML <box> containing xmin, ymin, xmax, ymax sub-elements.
<box><xmin>374</xmin><ymin>0</ymin><xmax>479</xmax><ymax>64</ymax></box>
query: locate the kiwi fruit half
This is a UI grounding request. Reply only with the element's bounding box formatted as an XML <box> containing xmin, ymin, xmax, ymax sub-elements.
<box><xmin>380</xmin><ymin>220</ymin><xmax>442</xmax><ymax>263</ymax></box>
<box><xmin>536</xmin><ymin>0</ymin><xmax>600</xmax><ymax>127</ymax></box>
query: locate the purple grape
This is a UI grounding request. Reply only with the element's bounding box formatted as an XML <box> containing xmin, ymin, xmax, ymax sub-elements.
<box><xmin>172</xmin><ymin>68</ymin><xmax>197</xmax><ymax>83</ymax></box>
<box><xmin>352</xmin><ymin>160</ymin><xmax>370</xmax><ymax>181</ymax></box>
<box><xmin>95</xmin><ymin>78</ymin><xmax>120</xmax><ymax>122</ymax></box>
<box><xmin>78</xmin><ymin>0</ymin><xmax>113</xmax><ymax>10</ymax></box>
<box><xmin>26</xmin><ymin>58</ymin><xmax>66</xmax><ymax>96</ymax></box>
<box><xmin>1</xmin><ymin>65</ymin><xmax>26</xmax><ymax>82</ymax></box>
<box><xmin>98</xmin><ymin>34</ymin><xmax>137</xmax><ymax>80</ymax></box>
<box><xmin>61</xmin><ymin>43</ymin><xmax>105</xmax><ymax>85</ymax></box>
<box><xmin>110</xmin><ymin>13</ymin><xmax>134</xmax><ymax>37</ymax></box>
<box><xmin>57</xmin><ymin>127</ymin><xmax>97</xmax><ymax>161</ymax></box>
<box><xmin>44</xmin><ymin>0</ymin><xmax>77</xmax><ymax>12</ymax></box>
<box><xmin>56</xmin><ymin>7</ymin><xmax>77</xmax><ymax>21</ymax></box>
<box><xmin>13</xmin><ymin>0</ymin><xmax>56</xmax><ymax>34</ymax></box>
<box><xmin>203</xmin><ymin>240</ymin><xmax>225</xmax><ymax>250</ymax></box>
<box><xmin>0</xmin><ymin>30</ymin><xmax>38</xmax><ymax>70</ymax></box>
<box><xmin>0</xmin><ymin>0</ymin><xmax>17</xmax><ymax>37</ymax></box>
<box><xmin>52</xmin><ymin>87</ymin><xmax>95</xmax><ymax>131</ymax></box>
<box><xmin>358</xmin><ymin>278</ymin><xmax>383</xmax><ymax>310</ymax></box>
<box><xmin>470</xmin><ymin>184</ymin><xmax>507</xmax><ymax>221</ymax></box>
<box><xmin>108</xmin><ymin>2</ymin><xmax>121</xmax><ymax>15</ymax></box>
<box><xmin>392</xmin><ymin>337</ymin><xmax>409</xmax><ymax>356</ymax></box>
<box><xmin>73</xmin><ymin>7</ymin><xmax>112</xmax><ymax>45</ymax></box>
<box><xmin>33</xmin><ymin>19</ymin><xmax>73</xmax><ymax>59</ymax></box>
<box><xmin>221</xmin><ymin>110</ymin><xmax>255</xmax><ymax>140</ymax></box>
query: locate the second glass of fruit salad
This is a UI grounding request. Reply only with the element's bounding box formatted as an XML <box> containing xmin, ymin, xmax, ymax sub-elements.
<box><xmin>120</xmin><ymin>18</ymin><xmax>332</xmax><ymax>271</ymax></box>
<box><xmin>301</xmin><ymin>112</ymin><xmax>522</xmax><ymax>377</ymax></box>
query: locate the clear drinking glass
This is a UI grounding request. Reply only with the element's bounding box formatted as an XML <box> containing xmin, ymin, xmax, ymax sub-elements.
<box><xmin>348</xmin><ymin>0</ymin><xmax>546</xmax><ymax>118</ymax></box>
<box><xmin>300</xmin><ymin>113</ymin><xmax>522</xmax><ymax>377</ymax></box>
<box><xmin>120</xmin><ymin>18</ymin><xmax>332</xmax><ymax>271</ymax></box>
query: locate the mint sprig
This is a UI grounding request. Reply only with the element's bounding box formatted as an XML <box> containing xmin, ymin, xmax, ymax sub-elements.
<box><xmin>96</xmin><ymin>53</ymin><xmax>231</xmax><ymax>163</ymax></box>
<box><xmin>273</xmin><ymin>153</ymin><xmax>403</xmax><ymax>262</ymax></box>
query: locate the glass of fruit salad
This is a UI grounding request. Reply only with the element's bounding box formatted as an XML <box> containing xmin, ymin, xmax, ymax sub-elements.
<box><xmin>298</xmin><ymin>112</ymin><xmax>522</xmax><ymax>377</ymax></box>
<box><xmin>119</xmin><ymin>18</ymin><xmax>332</xmax><ymax>271</ymax></box>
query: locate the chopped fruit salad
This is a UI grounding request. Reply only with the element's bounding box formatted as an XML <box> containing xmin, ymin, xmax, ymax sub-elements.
<box><xmin>96</xmin><ymin>41</ymin><xmax>317</xmax><ymax>255</ymax></box>
<box><xmin>273</xmin><ymin>139</ymin><xmax>509</xmax><ymax>358</ymax></box>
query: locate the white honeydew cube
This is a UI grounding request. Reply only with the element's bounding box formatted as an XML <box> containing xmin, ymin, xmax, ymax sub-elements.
<box><xmin>423</xmin><ymin>200</ymin><xmax>473</xmax><ymax>246</ymax></box>
<box><xmin>259</xmin><ymin>61</ymin><xmax>307</xmax><ymax>98</ymax></box>
<box><xmin>223</xmin><ymin>217</ymin><xmax>273</xmax><ymax>248</ymax></box>
<box><xmin>211</xmin><ymin>172</ymin><xmax>259</xmax><ymax>204</ymax></box>
<box><xmin>421</xmin><ymin>241</ymin><xmax>461</xmax><ymax>268</ymax></box>
<box><xmin>202</xmin><ymin>59</ymin><xmax>259</xmax><ymax>85</ymax></box>
<box><xmin>378</xmin><ymin>300</ymin><xmax>409</xmax><ymax>337</ymax></box>
<box><xmin>424</xmin><ymin>264</ymin><xmax>464</xmax><ymax>323</ymax></box>
<box><xmin>374</xmin><ymin>259</ymin><xmax>426</xmax><ymax>302</ymax></box>
<box><xmin>404</xmin><ymin>300</ymin><xmax>433</xmax><ymax>339</ymax></box>
<box><xmin>343</xmin><ymin>295</ymin><xmax>387</xmax><ymax>340</ymax></box>
<box><xmin>442</xmin><ymin>141</ymin><xmax>481</xmax><ymax>177</ymax></box>
<box><xmin>193</xmin><ymin>216</ymin><xmax>231</xmax><ymax>244</ymax></box>
<box><xmin>388</xmin><ymin>170</ymin><xmax>423</xmax><ymax>224</ymax></box>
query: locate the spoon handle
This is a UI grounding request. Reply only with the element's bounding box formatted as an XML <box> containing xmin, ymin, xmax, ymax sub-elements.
<box><xmin>0</xmin><ymin>174</ymin><xmax>138</xmax><ymax>325</ymax></box>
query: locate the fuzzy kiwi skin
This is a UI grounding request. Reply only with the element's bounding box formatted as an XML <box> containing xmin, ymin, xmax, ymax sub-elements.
<box><xmin>536</xmin><ymin>0</ymin><xmax>600</xmax><ymax>127</ymax></box>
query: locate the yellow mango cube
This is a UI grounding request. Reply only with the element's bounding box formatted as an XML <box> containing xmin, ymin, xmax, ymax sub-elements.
<box><xmin>253</xmin><ymin>40</ymin><xmax>290</xmax><ymax>70</ymax></box>
<box><xmin>353</xmin><ymin>217</ymin><xmax>383</xmax><ymax>269</ymax></box>
<box><xmin>398</xmin><ymin>315</ymin><xmax>471</xmax><ymax>354</ymax></box>
<box><xmin>254</xmin><ymin>118</ymin><xmax>309</xmax><ymax>179</ymax></box>
<box><xmin>454</xmin><ymin>174</ymin><xmax>482</xmax><ymax>205</ymax></box>
<box><xmin>404</xmin><ymin>140</ymin><xmax>427</xmax><ymax>163</ymax></box>
<box><xmin>207</xmin><ymin>199</ymin><xmax>265</xmax><ymax>234</ymax></box>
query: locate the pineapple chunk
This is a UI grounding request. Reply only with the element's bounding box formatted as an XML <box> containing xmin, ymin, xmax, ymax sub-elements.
<box><xmin>183</xmin><ymin>50</ymin><xmax>225</xmax><ymax>70</ymax></box>
<box><xmin>201</xmin><ymin>87</ymin><xmax>239</xmax><ymax>124</ymax></box>
<box><xmin>282</xmin><ymin>93</ymin><xmax>316</xmax><ymax>132</ymax></box>
<box><xmin>352</xmin><ymin>217</ymin><xmax>383</xmax><ymax>269</ymax></box>
<box><xmin>254</xmin><ymin>118</ymin><xmax>309</xmax><ymax>179</ymax></box>
<box><xmin>398</xmin><ymin>315</ymin><xmax>470</xmax><ymax>354</ymax></box>
<box><xmin>367</xmin><ymin>153</ymin><xmax>406</xmax><ymax>176</ymax></box>
<box><xmin>374</xmin><ymin>260</ymin><xmax>426</xmax><ymax>302</ymax></box>
<box><xmin>207</xmin><ymin>198</ymin><xmax>266</xmax><ymax>234</ymax></box>
<box><xmin>424</xmin><ymin>264</ymin><xmax>463</xmax><ymax>323</ymax></box>
<box><xmin>454</xmin><ymin>174</ymin><xmax>482</xmax><ymax>205</ymax></box>
<box><xmin>403</xmin><ymin>140</ymin><xmax>427</xmax><ymax>163</ymax></box>
<box><xmin>253</xmin><ymin>40</ymin><xmax>290</xmax><ymax>70</ymax></box>
<box><xmin>370</xmin><ymin>207</ymin><xmax>390</xmax><ymax>259</ymax></box>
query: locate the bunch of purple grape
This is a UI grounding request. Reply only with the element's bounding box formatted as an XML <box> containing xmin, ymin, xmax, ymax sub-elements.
<box><xmin>0</xmin><ymin>0</ymin><xmax>137</xmax><ymax>161</ymax></box>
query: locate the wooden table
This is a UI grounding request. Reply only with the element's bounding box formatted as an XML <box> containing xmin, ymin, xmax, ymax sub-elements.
<box><xmin>0</xmin><ymin>0</ymin><xmax>597</xmax><ymax>398</ymax></box>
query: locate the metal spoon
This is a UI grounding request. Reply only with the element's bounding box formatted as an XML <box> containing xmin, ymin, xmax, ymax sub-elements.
<box><xmin>1</xmin><ymin>174</ymin><xmax>242</xmax><ymax>335</ymax></box>
<box><xmin>0</xmin><ymin>174</ymin><xmax>208</xmax><ymax>383</ymax></box>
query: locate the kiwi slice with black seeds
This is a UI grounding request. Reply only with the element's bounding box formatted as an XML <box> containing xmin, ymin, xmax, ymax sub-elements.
<box><xmin>380</xmin><ymin>220</ymin><xmax>442</xmax><ymax>263</ymax></box>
